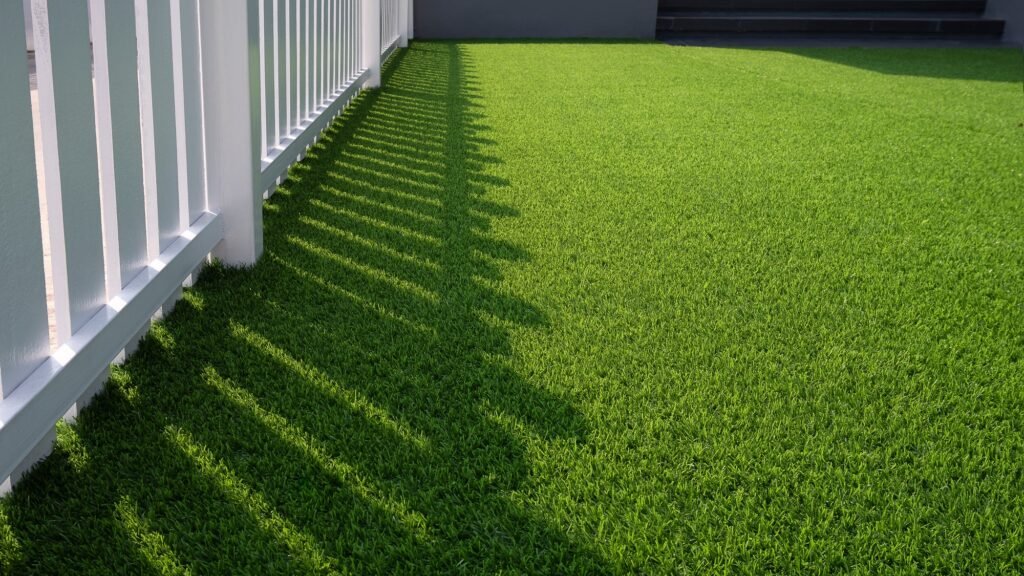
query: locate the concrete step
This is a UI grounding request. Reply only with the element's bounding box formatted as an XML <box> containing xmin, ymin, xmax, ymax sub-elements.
<box><xmin>656</xmin><ymin>14</ymin><xmax>1005</xmax><ymax>37</ymax></box>
<box><xmin>658</xmin><ymin>0</ymin><xmax>987</xmax><ymax>13</ymax></box>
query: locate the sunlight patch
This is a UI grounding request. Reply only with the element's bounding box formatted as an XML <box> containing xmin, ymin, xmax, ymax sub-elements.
<box><xmin>181</xmin><ymin>291</ymin><xmax>206</xmax><ymax>312</ymax></box>
<box><xmin>201</xmin><ymin>366</ymin><xmax>434</xmax><ymax>543</ymax></box>
<box><xmin>287</xmin><ymin>235</ymin><xmax>441</xmax><ymax>304</ymax></box>
<box><xmin>108</xmin><ymin>366</ymin><xmax>141</xmax><ymax>406</ymax></box>
<box><xmin>163</xmin><ymin>425</ymin><xmax>337</xmax><ymax>573</ymax></box>
<box><xmin>298</xmin><ymin>215</ymin><xmax>442</xmax><ymax>272</ymax></box>
<box><xmin>0</xmin><ymin>507</ymin><xmax>23</xmax><ymax>568</ymax></box>
<box><xmin>229</xmin><ymin>322</ymin><xmax>431</xmax><ymax>451</ymax></box>
<box><xmin>307</xmin><ymin>197</ymin><xmax>443</xmax><ymax>246</ymax></box>
<box><xmin>147</xmin><ymin>323</ymin><xmax>176</xmax><ymax>353</ymax></box>
<box><xmin>266</xmin><ymin>251</ymin><xmax>437</xmax><ymax>337</ymax></box>
<box><xmin>479</xmin><ymin>399</ymin><xmax>533</xmax><ymax>444</ymax></box>
<box><xmin>114</xmin><ymin>495</ymin><xmax>193</xmax><ymax>575</ymax></box>
<box><xmin>326</xmin><ymin>169</ymin><xmax>443</xmax><ymax>209</ymax></box>
<box><xmin>324</xmin><ymin>182</ymin><xmax>441</xmax><ymax>225</ymax></box>
<box><xmin>54</xmin><ymin>422</ymin><xmax>90</xmax><ymax>474</ymax></box>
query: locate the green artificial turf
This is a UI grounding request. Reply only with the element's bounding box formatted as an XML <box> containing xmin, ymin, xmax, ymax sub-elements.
<box><xmin>2</xmin><ymin>42</ymin><xmax>1024</xmax><ymax>574</ymax></box>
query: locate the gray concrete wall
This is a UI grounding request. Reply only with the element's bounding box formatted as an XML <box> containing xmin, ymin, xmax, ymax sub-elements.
<box><xmin>413</xmin><ymin>0</ymin><xmax>659</xmax><ymax>39</ymax></box>
<box><xmin>986</xmin><ymin>0</ymin><xmax>1024</xmax><ymax>45</ymax></box>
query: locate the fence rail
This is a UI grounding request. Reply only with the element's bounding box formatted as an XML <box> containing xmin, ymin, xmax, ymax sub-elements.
<box><xmin>0</xmin><ymin>0</ymin><xmax>411</xmax><ymax>492</ymax></box>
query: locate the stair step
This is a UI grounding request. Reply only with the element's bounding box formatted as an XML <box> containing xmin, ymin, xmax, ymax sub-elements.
<box><xmin>658</xmin><ymin>35</ymin><xmax>1006</xmax><ymax>46</ymax></box>
<box><xmin>658</xmin><ymin>0</ymin><xmax>988</xmax><ymax>13</ymax></box>
<box><xmin>656</xmin><ymin>15</ymin><xmax>1006</xmax><ymax>36</ymax></box>
<box><xmin>661</xmin><ymin>10</ymin><xmax>984</xmax><ymax>18</ymax></box>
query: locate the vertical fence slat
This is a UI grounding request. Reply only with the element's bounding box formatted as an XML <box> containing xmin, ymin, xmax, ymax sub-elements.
<box><xmin>171</xmin><ymin>0</ymin><xmax>191</xmax><ymax>231</ymax></box>
<box><xmin>336</xmin><ymin>0</ymin><xmax>343</xmax><ymax>88</ymax></box>
<box><xmin>345</xmin><ymin>0</ymin><xmax>351</xmax><ymax>81</ymax></box>
<box><xmin>323</xmin><ymin>0</ymin><xmax>330</xmax><ymax>100</ymax></box>
<box><xmin>346</xmin><ymin>0</ymin><xmax>352</xmax><ymax>81</ymax></box>
<box><xmin>342</xmin><ymin>0</ymin><xmax>347</xmax><ymax>83</ymax></box>
<box><xmin>135</xmin><ymin>0</ymin><xmax>158</xmax><ymax>262</ymax></box>
<box><xmin>325</xmin><ymin>0</ymin><xmax>332</xmax><ymax>95</ymax></box>
<box><xmin>299</xmin><ymin>0</ymin><xmax>307</xmax><ymax>123</ymax></box>
<box><xmin>312</xmin><ymin>0</ymin><xmax>319</xmax><ymax>109</ymax></box>
<box><xmin>307</xmin><ymin>0</ymin><xmax>312</xmax><ymax>113</ymax></box>
<box><xmin>354</xmin><ymin>0</ymin><xmax>358</xmax><ymax>75</ymax></box>
<box><xmin>313</xmin><ymin>0</ymin><xmax>320</xmax><ymax>105</ymax></box>
<box><xmin>290</xmin><ymin>0</ymin><xmax>299</xmax><ymax>129</ymax></box>
<box><xmin>178</xmin><ymin>0</ymin><xmax>207</xmax><ymax>222</ymax></box>
<box><xmin>305</xmin><ymin>0</ymin><xmax>312</xmax><ymax>115</ymax></box>
<box><xmin>321</xmin><ymin>0</ymin><xmax>326</xmax><ymax>96</ymax></box>
<box><xmin>138</xmin><ymin>0</ymin><xmax>182</xmax><ymax>253</ymax></box>
<box><xmin>356</xmin><ymin>0</ymin><xmax>361</xmax><ymax>77</ymax></box>
<box><xmin>317</xmin><ymin>0</ymin><xmax>324</xmax><ymax>104</ymax></box>
<box><xmin>91</xmin><ymin>0</ymin><xmax>148</xmax><ymax>291</ymax></box>
<box><xmin>262</xmin><ymin>0</ymin><xmax>273</xmax><ymax>156</ymax></box>
<box><xmin>358</xmin><ymin>0</ymin><xmax>364</xmax><ymax>75</ymax></box>
<box><xmin>324</xmin><ymin>0</ymin><xmax>330</xmax><ymax>98</ymax></box>
<box><xmin>32</xmin><ymin>0</ymin><xmax>107</xmax><ymax>343</ymax></box>
<box><xmin>325</xmin><ymin>0</ymin><xmax>331</xmax><ymax>95</ymax></box>
<box><xmin>340</xmin><ymin>0</ymin><xmax>346</xmax><ymax>84</ymax></box>
<box><xmin>0</xmin><ymin>0</ymin><xmax>50</xmax><ymax>397</ymax></box>
<box><xmin>346</xmin><ymin>0</ymin><xmax>351</xmax><ymax>81</ymax></box>
<box><xmin>90</xmin><ymin>0</ymin><xmax>122</xmax><ymax>297</ymax></box>
<box><xmin>276</xmin><ymin>0</ymin><xmax>284</xmax><ymax>148</ymax></box>
<box><xmin>323</xmin><ymin>0</ymin><xmax>328</xmax><ymax>99</ymax></box>
<box><xmin>328</xmin><ymin>0</ymin><xmax>335</xmax><ymax>95</ymax></box>
<box><xmin>277</xmin><ymin>0</ymin><xmax>288</xmax><ymax>145</ymax></box>
<box><xmin>258</xmin><ymin>0</ymin><xmax>267</xmax><ymax>157</ymax></box>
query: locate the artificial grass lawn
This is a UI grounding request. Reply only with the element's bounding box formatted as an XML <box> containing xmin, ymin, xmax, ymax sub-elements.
<box><xmin>3</xmin><ymin>41</ymin><xmax>1024</xmax><ymax>574</ymax></box>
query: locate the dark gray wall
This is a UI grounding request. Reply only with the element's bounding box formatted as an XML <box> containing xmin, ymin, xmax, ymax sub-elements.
<box><xmin>414</xmin><ymin>0</ymin><xmax>659</xmax><ymax>39</ymax></box>
<box><xmin>987</xmin><ymin>0</ymin><xmax>1024</xmax><ymax>45</ymax></box>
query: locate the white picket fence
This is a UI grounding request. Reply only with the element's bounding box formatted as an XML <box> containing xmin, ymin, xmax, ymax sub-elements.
<box><xmin>0</xmin><ymin>0</ymin><xmax>412</xmax><ymax>493</ymax></box>
<box><xmin>381</xmin><ymin>0</ymin><xmax>405</xmax><ymax>60</ymax></box>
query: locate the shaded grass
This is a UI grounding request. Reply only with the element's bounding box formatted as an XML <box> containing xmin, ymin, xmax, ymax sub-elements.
<box><xmin>2</xmin><ymin>42</ymin><xmax>1024</xmax><ymax>574</ymax></box>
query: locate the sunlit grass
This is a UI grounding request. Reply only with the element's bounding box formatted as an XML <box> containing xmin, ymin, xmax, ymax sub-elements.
<box><xmin>114</xmin><ymin>495</ymin><xmax>192</xmax><ymax>576</ymax></box>
<box><xmin>1</xmin><ymin>42</ymin><xmax>1023</xmax><ymax>574</ymax></box>
<box><xmin>165</xmin><ymin>425</ymin><xmax>335</xmax><ymax>573</ymax></box>
<box><xmin>229</xmin><ymin>322</ymin><xmax>431</xmax><ymax>450</ymax></box>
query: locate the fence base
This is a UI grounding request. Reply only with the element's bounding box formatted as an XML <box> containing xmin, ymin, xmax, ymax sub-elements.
<box><xmin>0</xmin><ymin>426</ymin><xmax>56</xmax><ymax>496</ymax></box>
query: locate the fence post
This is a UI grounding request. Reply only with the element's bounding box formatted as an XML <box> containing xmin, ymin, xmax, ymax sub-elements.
<box><xmin>362</xmin><ymin>0</ymin><xmax>381</xmax><ymax>88</ymax></box>
<box><xmin>398</xmin><ymin>0</ymin><xmax>409</xmax><ymax>48</ymax></box>
<box><xmin>407</xmin><ymin>0</ymin><xmax>414</xmax><ymax>40</ymax></box>
<box><xmin>199</xmin><ymin>0</ymin><xmax>263</xmax><ymax>265</ymax></box>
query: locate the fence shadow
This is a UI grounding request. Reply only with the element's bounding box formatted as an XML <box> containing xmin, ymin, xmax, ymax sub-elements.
<box><xmin>0</xmin><ymin>43</ymin><xmax>607</xmax><ymax>574</ymax></box>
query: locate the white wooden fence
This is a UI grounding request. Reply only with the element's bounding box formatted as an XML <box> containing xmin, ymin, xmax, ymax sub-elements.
<box><xmin>381</xmin><ymin>0</ymin><xmax>405</xmax><ymax>60</ymax></box>
<box><xmin>0</xmin><ymin>0</ymin><xmax>412</xmax><ymax>493</ymax></box>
